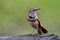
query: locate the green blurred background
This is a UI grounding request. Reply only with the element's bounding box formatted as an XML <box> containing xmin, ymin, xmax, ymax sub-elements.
<box><xmin>0</xmin><ymin>0</ymin><xmax>60</xmax><ymax>36</ymax></box>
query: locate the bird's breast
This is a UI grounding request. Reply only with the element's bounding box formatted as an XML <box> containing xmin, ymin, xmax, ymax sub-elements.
<box><xmin>29</xmin><ymin>20</ymin><xmax>38</xmax><ymax>29</ymax></box>
<box><xmin>27</xmin><ymin>18</ymin><xmax>37</xmax><ymax>22</ymax></box>
<box><xmin>27</xmin><ymin>16</ymin><xmax>38</xmax><ymax>28</ymax></box>
<box><xmin>27</xmin><ymin>17</ymin><xmax>38</xmax><ymax>29</ymax></box>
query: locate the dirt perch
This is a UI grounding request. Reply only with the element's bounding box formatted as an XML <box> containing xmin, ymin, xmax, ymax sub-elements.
<box><xmin>0</xmin><ymin>34</ymin><xmax>60</xmax><ymax>40</ymax></box>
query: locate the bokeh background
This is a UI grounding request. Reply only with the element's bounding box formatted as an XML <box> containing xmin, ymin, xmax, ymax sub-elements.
<box><xmin>0</xmin><ymin>0</ymin><xmax>60</xmax><ymax>36</ymax></box>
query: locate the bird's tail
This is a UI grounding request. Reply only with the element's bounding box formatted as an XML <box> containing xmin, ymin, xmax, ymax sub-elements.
<box><xmin>37</xmin><ymin>19</ymin><xmax>48</xmax><ymax>34</ymax></box>
<box><xmin>41</xmin><ymin>26</ymin><xmax>48</xmax><ymax>33</ymax></box>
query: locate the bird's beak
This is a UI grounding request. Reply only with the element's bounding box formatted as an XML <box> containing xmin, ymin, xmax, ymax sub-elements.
<box><xmin>35</xmin><ymin>8</ymin><xmax>40</xmax><ymax>10</ymax></box>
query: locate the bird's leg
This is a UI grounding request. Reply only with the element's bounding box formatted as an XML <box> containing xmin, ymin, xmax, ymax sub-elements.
<box><xmin>30</xmin><ymin>28</ymin><xmax>35</xmax><ymax>35</ymax></box>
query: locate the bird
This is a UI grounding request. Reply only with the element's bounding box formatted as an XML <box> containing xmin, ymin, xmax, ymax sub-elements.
<box><xmin>27</xmin><ymin>8</ymin><xmax>48</xmax><ymax>34</ymax></box>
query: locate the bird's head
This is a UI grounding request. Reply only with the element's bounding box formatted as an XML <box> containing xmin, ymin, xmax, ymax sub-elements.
<box><xmin>28</xmin><ymin>8</ymin><xmax>40</xmax><ymax>19</ymax></box>
<box><xmin>29</xmin><ymin>8</ymin><xmax>40</xmax><ymax>12</ymax></box>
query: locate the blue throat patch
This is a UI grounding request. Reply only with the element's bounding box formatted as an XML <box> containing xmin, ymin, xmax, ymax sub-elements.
<box><xmin>29</xmin><ymin>11</ymin><xmax>36</xmax><ymax>19</ymax></box>
<box><xmin>29</xmin><ymin>16</ymin><xmax>35</xmax><ymax>19</ymax></box>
